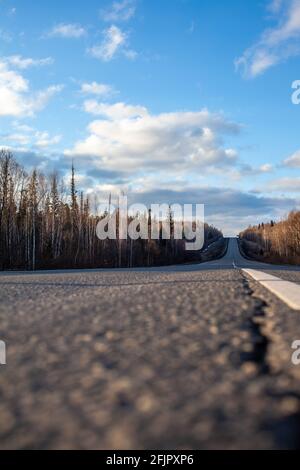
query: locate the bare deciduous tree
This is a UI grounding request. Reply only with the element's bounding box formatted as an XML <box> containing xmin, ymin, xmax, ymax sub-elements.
<box><xmin>0</xmin><ymin>150</ymin><xmax>223</xmax><ymax>271</ymax></box>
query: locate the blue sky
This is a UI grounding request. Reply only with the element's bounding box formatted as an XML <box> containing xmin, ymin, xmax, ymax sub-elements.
<box><xmin>1</xmin><ymin>0</ymin><xmax>300</xmax><ymax>234</ymax></box>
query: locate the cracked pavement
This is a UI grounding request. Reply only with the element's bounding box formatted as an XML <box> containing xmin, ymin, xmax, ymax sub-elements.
<box><xmin>0</xmin><ymin>239</ymin><xmax>300</xmax><ymax>449</ymax></box>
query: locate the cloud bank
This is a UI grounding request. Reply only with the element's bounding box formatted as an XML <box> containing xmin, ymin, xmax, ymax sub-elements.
<box><xmin>66</xmin><ymin>103</ymin><xmax>240</xmax><ymax>173</ymax></box>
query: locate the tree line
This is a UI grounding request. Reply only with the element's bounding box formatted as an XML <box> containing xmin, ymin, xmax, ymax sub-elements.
<box><xmin>240</xmin><ymin>211</ymin><xmax>300</xmax><ymax>265</ymax></box>
<box><xmin>0</xmin><ymin>149</ymin><xmax>223</xmax><ymax>270</ymax></box>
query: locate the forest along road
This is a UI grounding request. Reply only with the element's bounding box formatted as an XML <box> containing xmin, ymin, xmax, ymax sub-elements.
<box><xmin>1</xmin><ymin>238</ymin><xmax>300</xmax><ymax>449</ymax></box>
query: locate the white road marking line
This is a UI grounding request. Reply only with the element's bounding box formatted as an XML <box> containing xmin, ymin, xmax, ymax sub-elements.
<box><xmin>242</xmin><ymin>269</ymin><xmax>300</xmax><ymax>311</ymax></box>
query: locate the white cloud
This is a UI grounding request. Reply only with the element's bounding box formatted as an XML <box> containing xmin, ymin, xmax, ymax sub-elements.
<box><xmin>80</xmin><ymin>82</ymin><xmax>114</xmax><ymax>96</ymax></box>
<box><xmin>27</xmin><ymin>85</ymin><xmax>64</xmax><ymax>114</ymax></box>
<box><xmin>260</xmin><ymin>163</ymin><xmax>273</xmax><ymax>172</ymax></box>
<box><xmin>235</xmin><ymin>0</ymin><xmax>300</xmax><ymax>77</ymax></box>
<box><xmin>66</xmin><ymin>102</ymin><xmax>240</xmax><ymax>173</ymax></box>
<box><xmin>101</xmin><ymin>0</ymin><xmax>136</xmax><ymax>22</ymax></box>
<box><xmin>1</xmin><ymin>128</ymin><xmax>62</xmax><ymax>150</ymax></box>
<box><xmin>47</xmin><ymin>23</ymin><xmax>86</xmax><ymax>39</ymax></box>
<box><xmin>34</xmin><ymin>131</ymin><xmax>62</xmax><ymax>148</ymax></box>
<box><xmin>2</xmin><ymin>133</ymin><xmax>31</xmax><ymax>146</ymax></box>
<box><xmin>284</xmin><ymin>149</ymin><xmax>300</xmax><ymax>167</ymax></box>
<box><xmin>83</xmin><ymin>101</ymin><xmax>148</xmax><ymax>119</ymax></box>
<box><xmin>231</xmin><ymin>162</ymin><xmax>274</xmax><ymax>179</ymax></box>
<box><xmin>88</xmin><ymin>25</ymin><xmax>136</xmax><ymax>61</ymax></box>
<box><xmin>0</xmin><ymin>60</ymin><xmax>63</xmax><ymax>117</ymax></box>
<box><xmin>4</xmin><ymin>55</ymin><xmax>54</xmax><ymax>69</ymax></box>
<box><xmin>12</xmin><ymin>122</ymin><xmax>34</xmax><ymax>133</ymax></box>
<box><xmin>264</xmin><ymin>176</ymin><xmax>300</xmax><ymax>192</ymax></box>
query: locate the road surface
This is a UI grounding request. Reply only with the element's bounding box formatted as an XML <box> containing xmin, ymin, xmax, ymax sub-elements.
<box><xmin>0</xmin><ymin>238</ymin><xmax>300</xmax><ymax>449</ymax></box>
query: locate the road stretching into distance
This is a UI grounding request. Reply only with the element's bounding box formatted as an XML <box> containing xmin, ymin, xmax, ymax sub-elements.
<box><xmin>1</xmin><ymin>238</ymin><xmax>300</xmax><ymax>449</ymax></box>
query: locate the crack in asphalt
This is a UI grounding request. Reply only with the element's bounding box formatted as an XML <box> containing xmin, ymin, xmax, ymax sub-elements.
<box><xmin>241</xmin><ymin>273</ymin><xmax>300</xmax><ymax>448</ymax></box>
<box><xmin>241</xmin><ymin>275</ymin><xmax>270</xmax><ymax>375</ymax></box>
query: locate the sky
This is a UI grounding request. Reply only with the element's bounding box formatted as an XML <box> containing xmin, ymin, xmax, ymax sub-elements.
<box><xmin>1</xmin><ymin>0</ymin><xmax>300</xmax><ymax>235</ymax></box>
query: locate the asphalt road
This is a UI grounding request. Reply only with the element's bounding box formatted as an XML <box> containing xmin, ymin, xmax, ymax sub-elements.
<box><xmin>0</xmin><ymin>239</ymin><xmax>300</xmax><ymax>449</ymax></box>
